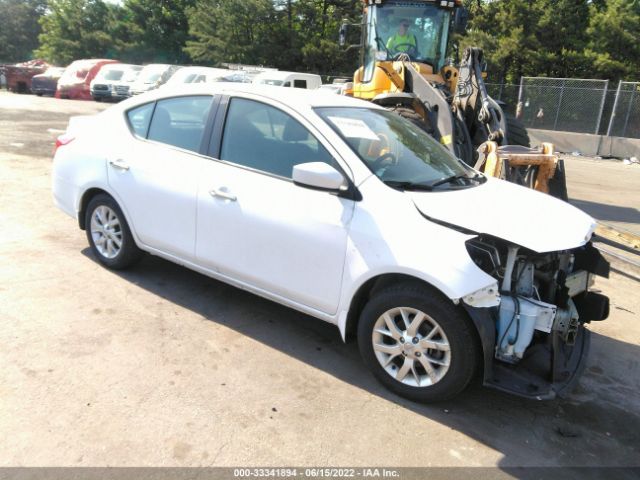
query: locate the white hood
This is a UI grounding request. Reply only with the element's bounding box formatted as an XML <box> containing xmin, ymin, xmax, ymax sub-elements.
<box><xmin>411</xmin><ymin>177</ymin><xmax>597</xmax><ymax>253</ymax></box>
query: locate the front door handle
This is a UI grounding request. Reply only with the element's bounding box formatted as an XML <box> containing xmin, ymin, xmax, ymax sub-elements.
<box><xmin>209</xmin><ymin>187</ymin><xmax>237</xmax><ymax>202</ymax></box>
<box><xmin>109</xmin><ymin>159</ymin><xmax>130</xmax><ymax>171</ymax></box>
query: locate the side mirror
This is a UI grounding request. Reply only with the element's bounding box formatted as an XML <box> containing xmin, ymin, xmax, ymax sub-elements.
<box><xmin>339</xmin><ymin>22</ymin><xmax>348</xmax><ymax>47</ymax></box>
<box><xmin>453</xmin><ymin>7</ymin><xmax>469</xmax><ymax>34</ymax></box>
<box><xmin>293</xmin><ymin>162</ymin><xmax>347</xmax><ymax>192</ymax></box>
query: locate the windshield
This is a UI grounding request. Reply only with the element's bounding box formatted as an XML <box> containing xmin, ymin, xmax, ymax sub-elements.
<box><xmin>138</xmin><ymin>66</ymin><xmax>168</xmax><ymax>84</ymax></box>
<box><xmin>317</xmin><ymin>107</ymin><xmax>480</xmax><ymax>190</ymax></box>
<box><xmin>45</xmin><ymin>67</ymin><xmax>64</xmax><ymax>77</ymax></box>
<box><xmin>98</xmin><ymin>68</ymin><xmax>124</xmax><ymax>81</ymax></box>
<box><xmin>368</xmin><ymin>2</ymin><xmax>451</xmax><ymax>71</ymax></box>
<box><xmin>122</xmin><ymin>67</ymin><xmax>142</xmax><ymax>82</ymax></box>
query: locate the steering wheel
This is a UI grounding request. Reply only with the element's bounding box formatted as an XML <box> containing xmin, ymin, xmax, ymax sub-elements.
<box><xmin>390</xmin><ymin>43</ymin><xmax>418</xmax><ymax>59</ymax></box>
<box><xmin>371</xmin><ymin>152</ymin><xmax>397</xmax><ymax>171</ymax></box>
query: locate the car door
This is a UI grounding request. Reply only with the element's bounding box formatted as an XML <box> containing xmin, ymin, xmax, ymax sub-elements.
<box><xmin>196</xmin><ymin>96</ymin><xmax>355</xmax><ymax>315</ymax></box>
<box><xmin>108</xmin><ymin>95</ymin><xmax>215</xmax><ymax>260</ymax></box>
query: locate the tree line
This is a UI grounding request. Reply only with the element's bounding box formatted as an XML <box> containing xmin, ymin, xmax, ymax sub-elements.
<box><xmin>1</xmin><ymin>0</ymin><xmax>638</xmax><ymax>82</ymax></box>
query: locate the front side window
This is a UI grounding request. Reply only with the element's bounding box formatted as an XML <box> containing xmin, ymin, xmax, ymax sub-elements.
<box><xmin>147</xmin><ymin>96</ymin><xmax>213</xmax><ymax>152</ymax></box>
<box><xmin>317</xmin><ymin>107</ymin><xmax>481</xmax><ymax>190</ymax></box>
<box><xmin>220</xmin><ymin>98</ymin><xmax>336</xmax><ymax>179</ymax></box>
<box><xmin>126</xmin><ymin>102</ymin><xmax>154</xmax><ymax>138</ymax></box>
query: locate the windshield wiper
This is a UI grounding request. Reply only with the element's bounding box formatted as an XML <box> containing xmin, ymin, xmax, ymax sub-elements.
<box><xmin>428</xmin><ymin>173</ymin><xmax>482</xmax><ymax>188</ymax></box>
<box><xmin>384</xmin><ymin>180</ymin><xmax>434</xmax><ymax>191</ymax></box>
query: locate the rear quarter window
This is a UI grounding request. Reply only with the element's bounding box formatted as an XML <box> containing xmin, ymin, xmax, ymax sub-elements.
<box><xmin>126</xmin><ymin>102</ymin><xmax>155</xmax><ymax>138</ymax></box>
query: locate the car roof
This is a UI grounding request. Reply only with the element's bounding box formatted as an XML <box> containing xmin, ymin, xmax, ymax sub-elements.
<box><xmin>177</xmin><ymin>66</ymin><xmax>228</xmax><ymax>74</ymax></box>
<box><xmin>133</xmin><ymin>82</ymin><xmax>381</xmax><ymax>110</ymax></box>
<box><xmin>101</xmin><ymin>63</ymin><xmax>139</xmax><ymax>71</ymax></box>
<box><xmin>253</xmin><ymin>71</ymin><xmax>320</xmax><ymax>80</ymax></box>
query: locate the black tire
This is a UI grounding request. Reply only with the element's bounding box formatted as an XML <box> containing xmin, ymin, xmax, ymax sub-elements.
<box><xmin>390</xmin><ymin>106</ymin><xmax>432</xmax><ymax>133</ymax></box>
<box><xmin>357</xmin><ymin>282</ymin><xmax>480</xmax><ymax>402</ymax></box>
<box><xmin>548</xmin><ymin>158</ymin><xmax>569</xmax><ymax>202</ymax></box>
<box><xmin>454</xmin><ymin>112</ymin><xmax>474</xmax><ymax>165</ymax></box>
<box><xmin>85</xmin><ymin>194</ymin><xmax>142</xmax><ymax>269</ymax></box>
<box><xmin>505</xmin><ymin>114</ymin><xmax>531</xmax><ymax>147</ymax></box>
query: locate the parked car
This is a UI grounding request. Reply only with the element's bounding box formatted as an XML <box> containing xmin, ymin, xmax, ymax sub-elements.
<box><xmin>31</xmin><ymin>67</ymin><xmax>66</xmax><ymax>96</ymax></box>
<box><xmin>57</xmin><ymin>59</ymin><xmax>119</xmax><ymax>100</ymax></box>
<box><xmin>110</xmin><ymin>65</ymin><xmax>144</xmax><ymax>100</ymax></box>
<box><xmin>164</xmin><ymin>66</ymin><xmax>234</xmax><ymax>87</ymax></box>
<box><xmin>52</xmin><ymin>84</ymin><xmax>609</xmax><ymax>402</ymax></box>
<box><xmin>4</xmin><ymin>59</ymin><xmax>49</xmax><ymax>93</ymax></box>
<box><xmin>252</xmin><ymin>71</ymin><xmax>321</xmax><ymax>89</ymax></box>
<box><xmin>129</xmin><ymin>64</ymin><xmax>181</xmax><ymax>95</ymax></box>
<box><xmin>90</xmin><ymin>64</ymin><xmax>142</xmax><ymax>101</ymax></box>
<box><xmin>319</xmin><ymin>83</ymin><xmax>349</xmax><ymax>95</ymax></box>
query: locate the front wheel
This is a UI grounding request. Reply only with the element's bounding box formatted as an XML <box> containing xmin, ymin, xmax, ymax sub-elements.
<box><xmin>85</xmin><ymin>194</ymin><xmax>142</xmax><ymax>269</ymax></box>
<box><xmin>358</xmin><ymin>283</ymin><xmax>480</xmax><ymax>402</ymax></box>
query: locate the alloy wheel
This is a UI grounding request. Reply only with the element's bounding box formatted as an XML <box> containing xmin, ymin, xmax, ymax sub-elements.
<box><xmin>371</xmin><ymin>307</ymin><xmax>451</xmax><ymax>387</ymax></box>
<box><xmin>90</xmin><ymin>205</ymin><xmax>123</xmax><ymax>259</ymax></box>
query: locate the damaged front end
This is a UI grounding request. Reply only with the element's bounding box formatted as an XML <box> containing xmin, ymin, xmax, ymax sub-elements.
<box><xmin>462</xmin><ymin>235</ymin><xmax>610</xmax><ymax>400</ymax></box>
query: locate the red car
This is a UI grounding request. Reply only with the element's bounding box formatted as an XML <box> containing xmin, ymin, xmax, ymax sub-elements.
<box><xmin>56</xmin><ymin>59</ymin><xmax>119</xmax><ymax>100</ymax></box>
<box><xmin>4</xmin><ymin>60</ymin><xmax>49</xmax><ymax>93</ymax></box>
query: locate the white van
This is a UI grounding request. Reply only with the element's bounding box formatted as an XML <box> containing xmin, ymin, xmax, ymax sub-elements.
<box><xmin>252</xmin><ymin>71</ymin><xmax>321</xmax><ymax>90</ymax></box>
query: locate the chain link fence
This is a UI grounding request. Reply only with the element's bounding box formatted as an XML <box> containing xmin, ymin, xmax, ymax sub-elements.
<box><xmin>606</xmin><ymin>81</ymin><xmax>640</xmax><ymax>139</ymax></box>
<box><xmin>517</xmin><ymin>77</ymin><xmax>609</xmax><ymax>135</ymax></box>
<box><xmin>485</xmin><ymin>83</ymin><xmax>520</xmax><ymax>116</ymax></box>
<box><xmin>486</xmin><ymin>77</ymin><xmax>640</xmax><ymax>139</ymax></box>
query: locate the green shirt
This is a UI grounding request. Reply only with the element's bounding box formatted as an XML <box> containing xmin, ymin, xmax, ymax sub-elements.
<box><xmin>386</xmin><ymin>33</ymin><xmax>417</xmax><ymax>53</ymax></box>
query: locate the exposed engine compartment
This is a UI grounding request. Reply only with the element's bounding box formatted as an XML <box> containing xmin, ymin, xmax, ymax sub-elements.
<box><xmin>465</xmin><ymin>235</ymin><xmax>610</xmax><ymax>390</ymax></box>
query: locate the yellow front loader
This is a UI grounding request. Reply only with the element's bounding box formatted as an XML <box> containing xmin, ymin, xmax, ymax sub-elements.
<box><xmin>339</xmin><ymin>0</ymin><xmax>567</xmax><ymax>199</ymax></box>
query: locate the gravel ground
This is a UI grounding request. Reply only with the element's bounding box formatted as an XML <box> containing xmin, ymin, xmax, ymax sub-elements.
<box><xmin>0</xmin><ymin>92</ymin><xmax>638</xmax><ymax>472</ymax></box>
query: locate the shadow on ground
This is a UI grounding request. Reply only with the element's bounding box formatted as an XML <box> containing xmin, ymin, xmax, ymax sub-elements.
<box><xmin>82</xmin><ymin>249</ymin><xmax>640</xmax><ymax>472</ymax></box>
<box><xmin>570</xmin><ymin>198</ymin><xmax>640</xmax><ymax>226</ymax></box>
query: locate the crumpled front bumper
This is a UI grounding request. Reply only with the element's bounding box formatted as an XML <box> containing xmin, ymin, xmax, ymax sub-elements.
<box><xmin>465</xmin><ymin>304</ymin><xmax>602</xmax><ymax>400</ymax></box>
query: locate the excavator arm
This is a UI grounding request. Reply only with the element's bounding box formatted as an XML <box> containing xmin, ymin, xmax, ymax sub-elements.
<box><xmin>454</xmin><ymin>47</ymin><xmax>505</xmax><ymax>144</ymax></box>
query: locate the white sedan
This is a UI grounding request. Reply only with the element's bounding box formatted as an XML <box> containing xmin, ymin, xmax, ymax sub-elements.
<box><xmin>52</xmin><ymin>83</ymin><xmax>609</xmax><ymax>401</ymax></box>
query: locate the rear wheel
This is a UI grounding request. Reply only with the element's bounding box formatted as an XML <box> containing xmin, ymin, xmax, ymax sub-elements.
<box><xmin>85</xmin><ymin>194</ymin><xmax>142</xmax><ymax>269</ymax></box>
<box><xmin>357</xmin><ymin>282</ymin><xmax>480</xmax><ymax>402</ymax></box>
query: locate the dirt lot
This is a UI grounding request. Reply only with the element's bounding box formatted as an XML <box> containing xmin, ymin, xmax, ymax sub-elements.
<box><xmin>0</xmin><ymin>92</ymin><xmax>639</xmax><ymax>471</ymax></box>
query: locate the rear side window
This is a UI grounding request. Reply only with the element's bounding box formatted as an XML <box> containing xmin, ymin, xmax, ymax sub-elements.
<box><xmin>147</xmin><ymin>95</ymin><xmax>213</xmax><ymax>152</ymax></box>
<box><xmin>127</xmin><ymin>102</ymin><xmax>154</xmax><ymax>138</ymax></box>
<box><xmin>293</xmin><ymin>79</ymin><xmax>307</xmax><ymax>89</ymax></box>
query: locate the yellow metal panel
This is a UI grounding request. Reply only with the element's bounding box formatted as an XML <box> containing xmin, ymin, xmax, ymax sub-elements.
<box><xmin>482</xmin><ymin>142</ymin><xmax>502</xmax><ymax>178</ymax></box>
<box><xmin>352</xmin><ymin>62</ymin><xmax>404</xmax><ymax>100</ymax></box>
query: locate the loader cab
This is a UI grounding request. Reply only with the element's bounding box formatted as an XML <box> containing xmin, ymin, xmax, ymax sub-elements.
<box><xmin>361</xmin><ymin>1</ymin><xmax>454</xmax><ymax>83</ymax></box>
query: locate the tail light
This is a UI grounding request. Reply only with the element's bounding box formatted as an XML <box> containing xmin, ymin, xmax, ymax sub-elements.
<box><xmin>53</xmin><ymin>133</ymin><xmax>75</xmax><ymax>156</ymax></box>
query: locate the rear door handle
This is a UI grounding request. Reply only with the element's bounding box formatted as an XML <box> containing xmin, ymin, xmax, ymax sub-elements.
<box><xmin>209</xmin><ymin>187</ymin><xmax>237</xmax><ymax>202</ymax></box>
<box><xmin>109</xmin><ymin>159</ymin><xmax>130</xmax><ymax>171</ymax></box>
